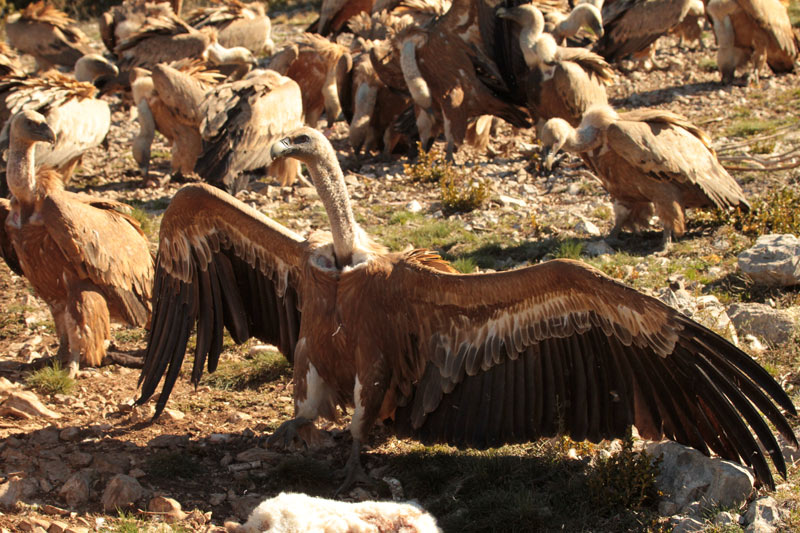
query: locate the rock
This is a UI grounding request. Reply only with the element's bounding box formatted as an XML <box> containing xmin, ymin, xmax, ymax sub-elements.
<box><xmin>58</xmin><ymin>427</ymin><xmax>82</xmax><ymax>442</ymax></box>
<box><xmin>584</xmin><ymin>240</ymin><xmax>615</xmax><ymax>257</ymax></box>
<box><xmin>744</xmin><ymin>496</ymin><xmax>782</xmax><ymax>533</ymax></box>
<box><xmin>727</xmin><ymin>303</ymin><xmax>800</xmax><ymax>345</ymax></box>
<box><xmin>647</xmin><ymin>441</ymin><xmax>753</xmax><ymax>513</ymax></box>
<box><xmin>94</xmin><ymin>453</ymin><xmax>131</xmax><ymax>475</ymax></box>
<box><xmin>0</xmin><ymin>476</ymin><xmax>38</xmax><ymax>508</ymax></box>
<box><xmin>148</xmin><ymin>495</ymin><xmax>186</xmax><ymax>522</ymax></box>
<box><xmin>147</xmin><ymin>434</ymin><xmax>189</xmax><ymax>448</ymax></box>
<box><xmin>659</xmin><ymin>288</ymin><xmax>738</xmax><ymax>344</ymax></box>
<box><xmin>65</xmin><ymin>452</ymin><xmax>93</xmax><ymax>468</ymax></box>
<box><xmin>714</xmin><ymin>511</ymin><xmax>739</xmax><ymax>527</ymax></box>
<box><xmin>497</xmin><ymin>194</ymin><xmax>527</xmax><ymax>208</ymax></box>
<box><xmin>19</xmin><ymin>518</ymin><xmax>50</xmax><ymax>532</ymax></box>
<box><xmin>159</xmin><ymin>408</ymin><xmax>185</xmax><ymax>421</ymax></box>
<box><xmin>102</xmin><ymin>474</ymin><xmax>144</xmax><ymax>512</ymax></box>
<box><xmin>574</xmin><ymin>218</ymin><xmax>601</xmax><ymax>237</ymax></box>
<box><xmin>59</xmin><ymin>472</ymin><xmax>91</xmax><ymax>508</ymax></box>
<box><xmin>235</xmin><ymin>448</ymin><xmax>279</xmax><ymax>463</ymax></box>
<box><xmin>47</xmin><ymin>521</ymin><xmax>68</xmax><ymax>533</ymax></box>
<box><xmin>405</xmin><ymin>200</ymin><xmax>423</xmax><ymax>213</ymax></box>
<box><xmin>670</xmin><ymin>517</ymin><xmax>704</xmax><ymax>533</ymax></box>
<box><xmin>209</xmin><ymin>433</ymin><xmax>233</xmax><ymax>444</ymax></box>
<box><xmin>210</xmin><ymin>493</ymin><xmax>226</xmax><ymax>506</ymax></box>
<box><xmin>230</xmin><ymin>494</ymin><xmax>264</xmax><ymax>520</ymax></box>
<box><xmin>227</xmin><ymin>411</ymin><xmax>252</xmax><ymax>424</ymax></box>
<box><xmin>738</xmin><ymin>234</ymin><xmax>800</xmax><ymax>287</ymax></box>
<box><xmin>0</xmin><ymin>391</ymin><xmax>61</xmax><ymax>419</ymax></box>
<box><xmin>0</xmin><ymin>377</ymin><xmax>19</xmax><ymax>394</ymax></box>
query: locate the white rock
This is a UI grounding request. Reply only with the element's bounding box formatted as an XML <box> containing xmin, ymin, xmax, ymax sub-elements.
<box><xmin>497</xmin><ymin>194</ymin><xmax>527</xmax><ymax>208</ymax></box>
<box><xmin>102</xmin><ymin>475</ymin><xmax>144</xmax><ymax>512</ymax></box>
<box><xmin>727</xmin><ymin>303</ymin><xmax>800</xmax><ymax>345</ymax></box>
<box><xmin>584</xmin><ymin>240</ymin><xmax>615</xmax><ymax>257</ymax></box>
<box><xmin>148</xmin><ymin>496</ymin><xmax>186</xmax><ymax>522</ymax></box>
<box><xmin>671</xmin><ymin>517</ymin><xmax>704</xmax><ymax>533</ymax></box>
<box><xmin>647</xmin><ymin>441</ymin><xmax>754</xmax><ymax>513</ymax></box>
<box><xmin>574</xmin><ymin>219</ymin><xmax>601</xmax><ymax>237</ymax></box>
<box><xmin>405</xmin><ymin>200</ymin><xmax>423</xmax><ymax>213</ymax></box>
<box><xmin>714</xmin><ymin>511</ymin><xmax>740</xmax><ymax>527</ymax></box>
<box><xmin>0</xmin><ymin>391</ymin><xmax>61</xmax><ymax>419</ymax></box>
<box><xmin>160</xmin><ymin>408</ymin><xmax>185</xmax><ymax>421</ymax></box>
<box><xmin>738</xmin><ymin>234</ymin><xmax>800</xmax><ymax>287</ymax></box>
<box><xmin>744</xmin><ymin>496</ymin><xmax>782</xmax><ymax>533</ymax></box>
<box><xmin>659</xmin><ymin>290</ymin><xmax>738</xmax><ymax>345</ymax></box>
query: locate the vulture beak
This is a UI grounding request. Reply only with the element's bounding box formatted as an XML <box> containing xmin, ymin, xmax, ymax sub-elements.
<box><xmin>37</xmin><ymin>124</ymin><xmax>57</xmax><ymax>145</ymax></box>
<box><xmin>270</xmin><ymin>137</ymin><xmax>293</xmax><ymax>160</ymax></box>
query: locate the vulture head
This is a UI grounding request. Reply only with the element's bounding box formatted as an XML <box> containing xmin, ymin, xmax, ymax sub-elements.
<box><xmin>496</xmin><ymin>4</ymin><xmax>545</xmax><ymax>36</ymax></box>
<box><xmin>567</xmin><ymin>4</ymin><xmax>604</xmax><ymax>39</ymax></box>
<box><xmin>270</xmin><ymin>127</ymin><xmax>331</xmax><ymax>165</ymax></box>
<box><xmin>11</xmin><ymin>110</ymin><xmax>57</xmax><ymax>146</ymax></box>
<box><xmin>75</xmin><ymin>54</ymin><xmax>120</xmax><ymax>85</ymax></box>
<box><xmin>540</xmin><ymin>117</ymin><xmax>573</xmax><ymax>170</ymax></box>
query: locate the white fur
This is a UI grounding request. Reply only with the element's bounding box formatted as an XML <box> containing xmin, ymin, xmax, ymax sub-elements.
<box><xmin>225</xmin><ymin>492</ymin><xmax>441</xmax><ymax>533</ymax></box>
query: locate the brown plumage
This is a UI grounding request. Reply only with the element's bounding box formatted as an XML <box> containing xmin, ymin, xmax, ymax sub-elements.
<box><xmin>269</xmin><ymin>34</ymin><xmax>352</xmax><ymax>127</ymax></box>
<box><xmin>2</xmin><ymin>111</ymin><xmax>153</xmax><ymax>375</ymax></box>
<box><xmin>396</xmin><ymin>0</ymin><xmax>530</xmax><ymax>158</ymax></box>
<box><xmin>541</xmin><ymin>104</ymin><xmax>751</xmax><ymax>249</ymax></box>
<box><xmin>138</xmin><ymin>127</ymin><xmax>795</xmax><ymax>496</ymax></box>
<box><xmin>100</xmin><ymin>0</ymin><xmax>177</xmax><ymax>56</ymax></box>
<box><xmin>706</xmin><ymin>0</ymin><xmax>798</xmax><ymax>83</ymax></box>
<box><xmin>5</xmin><ymin>1</ymin><xmax>93</xmax><ymax>72</ymax></box>
<box><xmin>195</xmin><ymin>69</ymin><xmax>304</xmax><ymax>194</ymax></box>
<box><xmin>497</xmin><ymin>5</ymin><xmax>613</xmax><ymax>128</ymax></box>
<box><xmin>594</xmin><ymin>0</ymin><xmax>695</xmax><ymax>67</ymax></box>
<box><xmin>0</xmin><ymin>69</ymin><xmax>112</xmax><ymax>193</ymax></box>
<box><xmin>130</xmin><ymin>61</ymin><xmax>222</xmax><ymax>179</ymax></box>
<box><xmin>0</xmin><ymin>42</ymin><xmax>25</xmax><ymax>78</ymax></box>
<box><xmin>187</xmin><ymin>0</ymin><xmax>275</xmax><ymax>56</ymax></box>
<box><xmin>312</xmin><ymin>0</ymin><xmax>377</xmax><ymax>36</ymax></box>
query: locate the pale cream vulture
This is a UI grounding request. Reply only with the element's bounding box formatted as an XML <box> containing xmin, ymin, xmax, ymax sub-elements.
<box><xmin>5</xmin><ymin>1</ymin><xmax>93</xmax><ymax>72</ymax></box>
<box><xmin>137</xmin><ymin>127</ymin><xmax>795</xmax><ymax>495</ymax></box>
<box><xmin>269</xmin><ymin>33</ymin><xmax>352</xmax><ymax>128</ymax></box>
<box><xmin>195</xmin><ymin>69</ymin><xmax>304</xmax><ymax>194</ymax></box>
<box><xmin>0</xmin><ymin>61</ymin><xmax>116</xmax><ymax>193</ymax></box>
<box><xmin>497</xmin><ymin>4</ymin><xmax>613</xmax><ymax>128</ymax></box>
<box><xmin>543</xmin><ymin>3</ymin><xmax>605</xmax><ymax>45</ymax></box>
<box><xmin>594</xmin><ymin>0</ymin><xmax>696</xmax><ymax>68</ymax></box>
<box><xmin>706</xmin><ymin>0</ymin><xmax>798</xmax><ymax>83</ymax></box>
<box><xmin>186</xmin><ymin>0</ymin><xmax>275</xmax><ymax>56</ymax></box>
<box><xmin>0</xmin><ymin>111</ymin><xmax>153</xmax><ymax>376</ymax></box>
<box><xmin>541</xmin><ymin>104</ymin><xmax>751</xmax><ymax>249</ymax></box>
<box><xmin>130</xmin><ymin>61</ymin><xmax>222</xmax><ymax>181</ymax></box>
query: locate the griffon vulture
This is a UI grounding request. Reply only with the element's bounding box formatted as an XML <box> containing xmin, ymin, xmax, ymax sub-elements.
<box><xmin>395</xmin><ymin>0</ymin><xmax>531</xmax><ymax>159</ymax></box>
<box><xmin>497</xmin><ymin>4</ymin><xmax>613</xmax><ymax>128</ymax></box>
<box><xmin>130</xmin><ymin>61</ymin><xmax>223</xmax><ymax>181</ymax></box>
<box><xmin>543</xmin><ymin>3</ymin><xmax>605</xmax><ymax>45</ymax></box>
<box><xmin>0</xmin><ymin>43</ymin><xmax>25</xmax><ymax>78</ymax></box>
<box><xmin>1</xmin><ymin>111</ymin><xmax>153</xmax><ymax>376</ymax></box>
<box><xmin>593</xmin><ymin>0</ymin><xmax>696</xmax><ymax>68</ymax></box>
<box><xmin>5</xmin><ymin>1</ymin><xmax>93</xmax><ymax>72</ymax></box>
<box><xmin>195</xmin><ymin>69</ymin><xmax>304</xmax><ymax>194</ymax></box>
<box><xmin>540</xmin><ymin>104</ymin><xmax>751</xmax><ymax>249</ymax></box>
<box><xmin>137</xmin><ymin>127</ymin><xmax>795</xmax><ymax>496</ymax></box>
<box><xmin>99</xmin><ymin>0</ymin><xmax>177</xmax><ymax>55</ymax></box>
<box><xmin>187</xmin><ymin>0</ymin><xmax>275</xmax><ymax>56</ymax></box>
<box><xmin>309</xmin><ymin>0</ymin><xmax>377</xmax><ymax>36</ymax></box>
<box><xmin>706</xmin><ymin>0</ymin><xmax>798</xmax><ymax>83</ymax></box>
<box><xmin>268</xmin><ymin>34</ymin><xmax>352</xmax><ymax>127</ymax></box>
<box><xmin>0</xmin><ymin>63</ymin><xmax>115</xmax><ymax>192</ymax></box>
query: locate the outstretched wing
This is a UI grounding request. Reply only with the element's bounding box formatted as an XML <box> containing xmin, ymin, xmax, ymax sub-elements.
<box><xmin>595</xmin><ymin>0</ymin><xmax>690</xmax><ymax>61</ymax></box>
<box><xmin>365</xmin><ymin>255</ymin><xmax>796</xmax><ymax>488</ymax></box>
<box><xmin>137</xmin><ymin>183</ymin><xmax>308</xmax><ymax>417</ymax></box>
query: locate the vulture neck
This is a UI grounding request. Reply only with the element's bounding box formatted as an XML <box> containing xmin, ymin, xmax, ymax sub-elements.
<box><xmin>309</xmin><ymin>150</ymin><xmax>361</xmax><ymax>268</ymax></box>
<box><xmin>7</xmin><ymin>139</ymin><xmax>37</xmax><ymax>206</ymax></box>
<box><xmin>519</xmin><ymin>20</ymin><xmax>546</xmax><ymax>68</ymax></box>
<box><xmin>564</xmin><ymin>124</ymin><xmax>603</xmax><ymax>154</ymax></box>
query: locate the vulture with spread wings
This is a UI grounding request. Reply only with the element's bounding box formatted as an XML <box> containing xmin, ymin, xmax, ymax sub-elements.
<box><xmin>138</xmin><ymin>127</ymin><xmax>797</xmax><ymax>494</ymax></box>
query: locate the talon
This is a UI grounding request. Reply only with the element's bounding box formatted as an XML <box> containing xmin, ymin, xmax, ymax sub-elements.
<box><xmin>267</xmin><ymin>417</ymin><xmax>312</xmax><ymax>450</ymax></box>
<box><xmin>334</xmin><ymin>440</ymin><xmax>374</xmax><ymax>497</ymax></box>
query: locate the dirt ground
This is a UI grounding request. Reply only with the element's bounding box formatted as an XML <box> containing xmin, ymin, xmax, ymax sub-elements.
<box><xmin>1</xmin><ymin>8</ymin><xmax>800</xmax><ymax>533</ymax></box>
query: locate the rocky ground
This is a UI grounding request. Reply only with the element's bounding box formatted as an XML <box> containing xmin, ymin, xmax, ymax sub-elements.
<box><xmin>1</xmin><ymin>7</ymin><xmax>800</xmax><ymax>533</ymax></box>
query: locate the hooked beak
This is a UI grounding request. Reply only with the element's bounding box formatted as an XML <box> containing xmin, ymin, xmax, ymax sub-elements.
<box><xmin>270</xmin><ymin>137</ymin><xmax>292</xmax><ymax>160</ymax></box>
<box><xmin>39</xmin><ymin>125</ymin><xmax>57</xmax><ymax>145</ymax></box>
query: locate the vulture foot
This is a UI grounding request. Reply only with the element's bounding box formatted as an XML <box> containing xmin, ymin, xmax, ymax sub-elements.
<box><xmin>334</xmin><ymin>440</ymin><xmax>374</xmax><ymax>497</ymax></box>
<box><xmin>104</xmin><ymin>350</ymin><xmax>144</xmax><ymax>368</ymax></box>
<box><xmin>267</xmin><ymin>416</ymin><xmax>314</xmax><ymax>450</ymax></box>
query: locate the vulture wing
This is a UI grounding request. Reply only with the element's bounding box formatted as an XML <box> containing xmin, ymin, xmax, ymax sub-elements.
<box><xmin>595</xmin><ymin>0</ymin><xmax>691</xmax><ymax>61</ymax></box>
<box><xmin>196</xmin><ymin>72</ymin><xmax>303</xmax><ymax>194</ymax></box>
<box><xmin>606</xmin><ymin>114</ymin><xmax>750</xmax><ymax>210</ymax></box>
<box><xmin>0</xmin><ymin>199</ymin><xmax>23</xmax><ymax>276</ymax></box>
<box><xmin>151</xmin><ymin>63</ymin><xmax>211</xmax><ymax>127</ymax></box>
<box><xmin>736</xmin><ymin>0</ymin><xmax>798</xmax><ymax>72</ymax></box>
<box><xmin>137</xmin><ymin>183</ymin><xmax>307</xmax><ymax>416</ymax></box>
<box><xmin>379</xmin><ymin>255</ymin><xmax>796</xmax><ymax>488</ymax></box>
<box><xmin>39</xmin><ymin>185</ymin><xmax>154</xmax><ymax>327</ymax></box>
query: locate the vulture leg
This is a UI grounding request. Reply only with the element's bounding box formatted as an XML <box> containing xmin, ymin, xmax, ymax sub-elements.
<box><xmin>52</xmin><ymin>306</ymin><xmax>71</xmax><ymax>364</ymax></box>
<box><xmin>133</xmin><ymin>99</ymin><xmax>155</xmax><ymax>178</ymax></box>
<box><xmin>63</xmin><ymin>283</ymin><xmax>111</xmax><ymax>377</ymax></box>
<box><xmin>267</xmin><ymin>416</ymin><xmax>314</xmax><ymax>449</ymax></box>
<box><xmin>335</xmin><ymin>438</ymin><xmax>374</xmax><ymax>496</ymax></box>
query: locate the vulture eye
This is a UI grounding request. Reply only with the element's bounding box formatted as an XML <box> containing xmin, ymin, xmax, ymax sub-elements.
<box><xmin>295</xmin><ymin>134</ymin><xmax>310</xmax><ymax>144</ymax></box>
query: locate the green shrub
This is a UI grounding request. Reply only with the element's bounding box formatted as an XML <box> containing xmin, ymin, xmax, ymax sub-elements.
<box><xmin>25</xmin><ymin>360</ymin><xmax>75</xmax><ymax>395</ymax></box>
<box><xmin>586</xmin><ymin>436</ymin><xmax>661</xmax><ymax>512</ymax></box>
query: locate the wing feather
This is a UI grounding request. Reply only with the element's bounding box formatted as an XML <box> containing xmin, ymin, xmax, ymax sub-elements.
<box><xmin>0</xmin><ymin>199</ymin><xmax>23</xmax><ymax>276</ymax></box>
<box><xmin>371</xmin><ymin>255</ymin><xmax>796</xmax><ymax>487</ymax></box>
<box><xmin>137</xmin><ymin>183</ymin><xmax>308</xmax><ymax>417</ymax></box>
